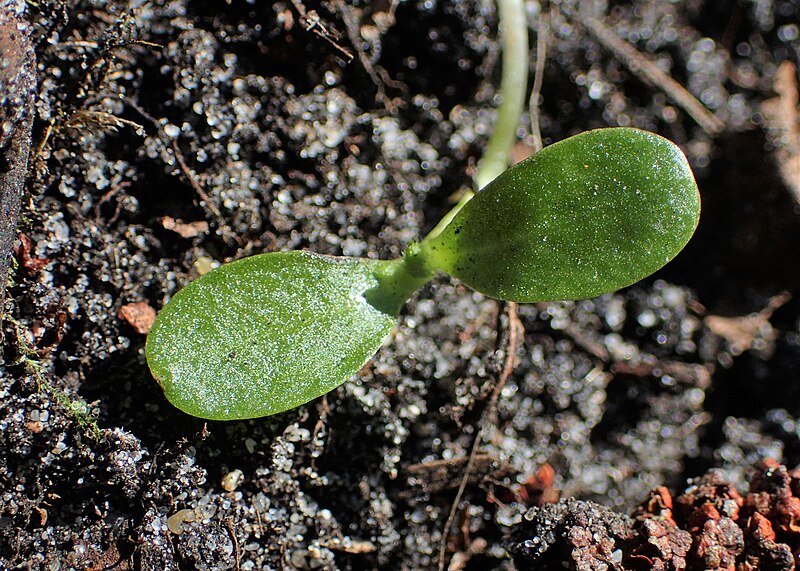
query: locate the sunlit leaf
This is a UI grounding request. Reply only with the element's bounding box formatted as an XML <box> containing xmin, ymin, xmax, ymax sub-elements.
<box><xmin>146</xmin><ymin>252</ymin><xmax>409</xmax><ymax>420</ymax></box>
<box><xmin>421</xmin><ymin>128</ymin><xmax>701</xmax><ymax>301</ymax></box>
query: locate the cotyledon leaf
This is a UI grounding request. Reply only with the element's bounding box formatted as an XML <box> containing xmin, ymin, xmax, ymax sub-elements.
<box><xmin>145</xmin><ymin>251</ymin><xmax>425</xmax><ymax>420</ymax></box>
<box><xmin>420</xmin><ymin>127</ymin><xmax>701</xmax><ymax>302</ymax></box>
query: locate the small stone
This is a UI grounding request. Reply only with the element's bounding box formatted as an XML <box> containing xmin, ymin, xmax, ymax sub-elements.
<box><xmin>221</xmin><ymin>469</ymin><xmax>244</xmax><ymax>492</ymax></box>
<box><xmin>118</xmin><ymin>301</ymin><xmax>157</xmax><ymax>335</ymax></box>
<box><xmin>167</xmin><ymin>509</ymin><xmax>195</xmax><ymax>535</ymax></box>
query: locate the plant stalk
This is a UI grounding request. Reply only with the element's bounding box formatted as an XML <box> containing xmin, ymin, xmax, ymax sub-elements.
<box><xmin>423</xmin><ymin>0</ymin><xmax>529</xmax><ymax>244</ymax></box>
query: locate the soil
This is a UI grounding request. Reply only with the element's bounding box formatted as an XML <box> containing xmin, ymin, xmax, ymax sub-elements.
<box><xmin>2</xmin><ymin>0</ymin><xmax>800</xmax><ymax>569</ymax></box>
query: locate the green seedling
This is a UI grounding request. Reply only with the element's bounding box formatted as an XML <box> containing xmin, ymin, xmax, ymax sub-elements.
<box><xmin>146</xmin><ymin>127</ymin><xmax>700</xmax><ymax>420</ymax></box>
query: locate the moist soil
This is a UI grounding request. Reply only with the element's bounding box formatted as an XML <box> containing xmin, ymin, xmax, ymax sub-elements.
<box><xmin>2</xmin><ymin>0</ymin><xmax>800</xmax><ymax>569</ymax></box>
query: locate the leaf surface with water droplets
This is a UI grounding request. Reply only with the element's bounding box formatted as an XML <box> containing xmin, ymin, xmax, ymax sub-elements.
<box><xmin>146</xmin><ymin>252</ymin><xmax>401</xmax><ymax>420</ymax></box>
<box><xmin>423</xmin><ymin>128</ymin><xmax>701</xmax><ymax>301</ymax></box>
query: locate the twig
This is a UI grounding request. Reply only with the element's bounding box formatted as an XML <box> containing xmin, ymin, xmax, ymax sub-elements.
<box><xmin>486</xmin><ymin>303</ymin><xmax>523</xmax><ymax>415</ymax></box>
<box><xmin>438</xmin><ymin>302</ymin><xmax>523</xmax><ymax>571</ymax></box>
<box><xmin>424</xmin><ymin>0</ymin><xmax>528</xmax><ymax>243</ymax></box>
<box><xmin>170</xmin><ymin>140</ymin><xmax>238</xmax><ymax>246</ymax></box>
<box><xmin>224</xmin><ymin>519</ymin><xmax>241</xmax><ymax>571</ymax></box>
<box><xmin>332</xmin><ymin>0</ymin><xmax>400</xmax><ymax>108</ymax></box>
<box><xmin>55</xmin><ymin>39</ymin><xmax>163</xmax><ymax>51</ymax></box>
<box><xmin>124</xmin><ymin>98</ymin><xmax>238</xmax><ymax>245</ymax></box>
<box><xmin>529</xmin><ymin>7</ymin><xmax>552</xmax><ymax>153</ymax></box>
<box><xmin>31</xmin><ymin>119</ymin><xmax>54</xmax><ymax>165</ymax></box>
<box><xmin>65</xmin><ymin>109</ymin><xmax>145</xmax><ymax>135</ymax></box>
<box><xmin>310</xmin><ymin>394</ymin><xmax>330</xmax><ymax>470</ymax></box>
<box><xmin>288</xmin><ymin>0</ymin><xmax>353</xmax><ymax>62</ymax></box>
<box><xmin>576</xmin><ymin>12</ymin><xmax>724</xmax><ymax>136</ymax></box>
<box><xmin>0</xmin><ymin>9</ymin><xmax>35</xmax><ymax>314</ymax></box>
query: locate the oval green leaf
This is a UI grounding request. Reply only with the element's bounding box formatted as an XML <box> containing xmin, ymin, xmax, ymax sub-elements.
<box><xmin>421</xmin><ymin>128</ymin><xmax>701</xmax><ymax>302</ymax></box>
<box><xmin>146</xmin><ymin>252</ymin><xmax>406</xmax><ymax>420</ymax></box>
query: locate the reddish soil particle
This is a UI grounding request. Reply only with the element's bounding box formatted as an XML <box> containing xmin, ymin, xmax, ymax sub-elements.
<box><xmin>509</xmin><ymin>498</ymin><xmax>630</xmax><ymax>571</ymax></box>
<box><xmin>513</xmin><ymin>461</ymin><xmax>800</xmax><ymax>570</ymax></box>
<box><xmin>487</xmin><ymin>463</ymin><xmax>559</xmax><ymax>507</ymax></box>
<box><xmin>692</xmin><ymin>517</ymin><xmax>744</xmax><ymax>570</ymax></box>
<box><xmin>118</xmin><ymin>301</ymin><xmax>157</xmax><ymax>335</ymax></box>
<box><xmin>519</xmin><ymin>463</ymin><xmax>560</xmax><ymax>507</ymax></box>
<box><xmin>14</xmin><ymin>233</ymin><xmax>50</xmax><ymax>276</ymax></box>
<box><xmin>626</xmin><ymin>487</ymin><xmax>692</xmax><ymax>570</ymax></box>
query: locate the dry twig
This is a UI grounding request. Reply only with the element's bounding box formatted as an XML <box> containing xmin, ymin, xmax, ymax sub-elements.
<box><xmin>760</xmin><ymin>62</ymin><xmax>800</xmax><ymax>203</ymax></box>
<box><xmin>331</xmin><ymin>0</ymin><xmax>405</xmax><ymax>108</ymax></box>
<box><xmin>438</xmin><ymin>302</ymin><xmax>524</xmax><ymax>571</ymax></box>
<box><xmin>529</xmin><ymin>7</ymin><xmax>553</xmax><ymax>153</ymax></box>
<box><xmin>224</xmin><ymin>519</ymin><xmax>241</xmax><ymax>571</ymax></box>
<box><xmin>170</xmin><ymin>140</ymin><xmax>239</xmax><ymax>246</ymax></box>
<box><xmin>576</xmin><ymin>12</ymin><xmax>725</xmax><ymax>136</ymax></box>
<box><xmin>288</xmin><ymin>0</ymin><xmax>353</xmax><ymax>62</ymax></box>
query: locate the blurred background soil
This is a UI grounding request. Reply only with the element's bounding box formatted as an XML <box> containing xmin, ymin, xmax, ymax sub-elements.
<box><xmin>2</xmin><ymin>0</ymin><xmax>800</xmax><ymax>569</ymax></box>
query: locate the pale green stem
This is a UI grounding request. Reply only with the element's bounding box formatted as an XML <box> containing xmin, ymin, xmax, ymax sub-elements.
<box><xmin>369</xmin><ymin>246</ymin><xmax>436</xmax><ymax>314</ymax></box>
<box><xmin>421</xmin><ymin>189</ymin><xmax>473</xmax><ymax>245</ymax></box>
<box><xmin>475</xmin><ymin>0</ymin><xmax>529</xmax><ymax>190</ymax></box>
<box><xmin>423</xmin><ymin>0</ymin><xmax>529</xmax><ymax>243</ymax></box>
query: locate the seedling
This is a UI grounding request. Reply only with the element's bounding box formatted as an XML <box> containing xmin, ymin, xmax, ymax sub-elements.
<box><xmin>146</xmin><ymin>127</ymin><xmax>700</xmax><ymax>420</ymax></box>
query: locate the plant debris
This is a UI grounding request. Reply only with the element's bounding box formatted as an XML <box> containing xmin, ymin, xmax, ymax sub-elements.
<box><xmin>511</xmin><ymin>461</ymin><xmax>800</xmax><ymax>570</ymax></box>
<box><xmin>761</xmin><ymin>61</ymin><xmax>800</xmax><ymax>204</ymax></box>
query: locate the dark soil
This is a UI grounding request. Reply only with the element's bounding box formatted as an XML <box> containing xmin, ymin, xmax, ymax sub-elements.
<box><xmin>2</xmin><ymin>0</ymin><xmax>800</xmax><ymax>569</ymax></box>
